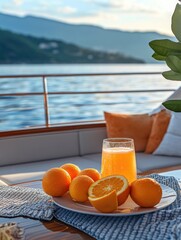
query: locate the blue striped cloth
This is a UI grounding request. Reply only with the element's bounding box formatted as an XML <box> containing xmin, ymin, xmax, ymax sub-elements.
<box><xmin>54</xmin><ymin>174</ymin><xmax>181</xmax><ymax>240</ymax></box>
<box><xmin>0</xmin><ymin>186</ymin><xmax>54</xmax><ymax>220</ymax></box>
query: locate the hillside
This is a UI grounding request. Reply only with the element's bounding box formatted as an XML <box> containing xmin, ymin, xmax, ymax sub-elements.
<box><xmin>0</xmin><ymin>29</ymin><xmax>144</xmax><ymax>64</ymax></box>
<box><xmin>0</xmin><ymin>13</ymin><xmax>175</xmax><ymax>63</ymax></box>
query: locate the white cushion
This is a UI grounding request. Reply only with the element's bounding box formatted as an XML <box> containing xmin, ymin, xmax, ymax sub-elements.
<box><xmin>166</xmin><ymin>112</ymin><xmax>181</xmax><ymax>135</ymax></box>
<box><xmin>1</xmin><ymin>152</ymin><xmax>181</xmax><ymax>185</ymax></box>
<box><xmin>0</xmin><ymin>156</ymin><xmax>102</xmax><ymax>184</ymax></box>
<box><xmin>167</xmin><ymin>86</ymin><xmax>181</xmax><ymax>101</ymax></box>
<box><xmin>0</xmin><ymin>180</ymin><xmax>8</xmax><ymax>186</ymax></box>
<box><xmin>154</xmin><ymin>112</ymin><xmax>181</xmax><ymax>157</ymax></box>
<box><xmin>149</xmin><ymin>86</ymin><xmax>181</xmax><ymax>115</ymax></box>
<box><xmin>136</xmin><ymin>153</ymin><xmax>181</xmax><ymax>171</ymax></box>
<box><xmin>154</xmin><ymin>133</ymin><xmax>181</xmax><ymax>156</ymax></box>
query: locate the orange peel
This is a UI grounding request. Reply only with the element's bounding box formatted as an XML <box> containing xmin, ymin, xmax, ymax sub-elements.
<box><xmin>89</xmin><ymin>190</ymin><xmax>118</xmax><ymax>213</ymax></box>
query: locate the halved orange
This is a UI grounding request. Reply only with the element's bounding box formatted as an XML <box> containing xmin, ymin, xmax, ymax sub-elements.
<box><xmin>88</xmin><ymin>190</ymin><xmax>118</xmax><ymax>213</ymax></box>
<box><xmin>88</xmin><ymin>175</ymin><xmax>130</xmax><ymax>206</ymax></box>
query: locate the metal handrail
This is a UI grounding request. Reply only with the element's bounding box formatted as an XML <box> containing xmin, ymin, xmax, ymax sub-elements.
<box><xmin>0</xmin><ymin>72</ymin><xmax>176</xmax><ymax>128</ymax></box>
<box><xmin>42</xmin><ymin>76</ymin><xmax>49</xmax><ymax>127</ymax></box>
<box><xmin>0</xmin><ymin>72</ymin><xmax>162</xmax><ymax>78</ymax></box>
<box><xmin>0</xmin><ymin>89</ymin><xmax>176</xmax><ymax>97</ymax></box>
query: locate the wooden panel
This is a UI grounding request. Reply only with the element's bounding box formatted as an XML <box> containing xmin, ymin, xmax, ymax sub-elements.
<box><xmin>0</xmin><ymin>121</ymin><xmax>106</xmax><ymax>138</ymax></box>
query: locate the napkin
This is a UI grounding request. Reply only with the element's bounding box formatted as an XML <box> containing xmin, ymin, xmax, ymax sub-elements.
<box><xmin>54</xmin><ymin>174</ymin><xmax>181</xmax><ymax>240</ymax></box>
<box><xmin>0</xmin><ymin>185</ymin><xmax>54</xmax><ymax>220</ymax></box>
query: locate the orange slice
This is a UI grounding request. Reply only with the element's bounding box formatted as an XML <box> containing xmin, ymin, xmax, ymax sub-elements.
<box><xmin>88</xmin><ymin>190</ymin><xmax>118</xmax><ymax>213</ymax></box>
<box><xmin>88</xmin><ymin>175</ymin><xmax>130</xmax><ymax>206</ymax></box>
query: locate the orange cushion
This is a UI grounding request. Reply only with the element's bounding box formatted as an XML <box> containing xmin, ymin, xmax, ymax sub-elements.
<box><xmin>145</xmin><ymin>110</ymin><xmax>171</xmax><ymax>154</ymax></box>
<box><xmin>104</xmin><ymin>112</ymin><xmax>153</xmax><ymax>152</ymax></box>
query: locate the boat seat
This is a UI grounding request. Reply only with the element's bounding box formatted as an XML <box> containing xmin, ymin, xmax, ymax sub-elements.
<box><xmin>135</xmin><ymin>153</ymin><xmax>181</xmax><ymax>172</ymax></box>
<box><xmin>83</xmin><ymin>152</ymin><xmax>181</xmax><ymax>171</ymax></box>
<box><xmin>1</xmin><ymin>152</ymin><xmax>181</xmax><ymax>185</ymax></box>
<box><xmin>0</xmin><ymin>127</ymin><xmax>106</xmax><ymax>185</ymax></box>
<box><xmin>0</xmin><ymin>156</ymin><xmax>101</xmax><ymax>185</ymax></box>
<box><xmin>0</xmin><ymin>179</ymin><xmax>8</xmax><ymax>186</ymax></box>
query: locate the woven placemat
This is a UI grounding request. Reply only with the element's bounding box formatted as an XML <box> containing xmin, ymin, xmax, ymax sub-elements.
<box><xmin>54</xmin><ymin>174</ymin><xmax>181</xmax><ymax>240</ymax></box>
<box><xmin>0</xmin><ymin>185</ymin><xmax>54</xmax><ymax>220</ymax></box>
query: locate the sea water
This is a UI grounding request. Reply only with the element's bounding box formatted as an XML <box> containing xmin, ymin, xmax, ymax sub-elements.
<box><xmin>0</xmin><ymin>63</ymin><xmax>180</xmax><ymax>131</ymax></box>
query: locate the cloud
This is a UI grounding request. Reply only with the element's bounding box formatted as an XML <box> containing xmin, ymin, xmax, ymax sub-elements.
<box><xmin>85</xmin><ymin>0</ymin><xmax>121</xmax><ymax>9</ymax></box>
<box><xmin>86</xmin><ymin>0</ymin><xmax>163</xmax><ymax>14</ymax></box>
<box><xmin>91</xmin><ymin>1</ymin><xmax>123</xmax><ymax>9</ymax></box>
<box><xmin>62</xmin><ymin>5</ymin><xmax>172</xmax><ymax>35</ymax></box>
<box><xmin>13</xmin><ymin>0</ymin><xmax>24</xmax><ymax>5</ymax></box>
<box><xmin>109</xmin><ymin>0</ymin><xmax>177</xmax><ymax>14</ymax></box>
<box><xmin>64</xmin><ymin>10</ymin><xmax>122</xmax><ymax>29</ymax></box>
<box><xmin>57</xmin><ymin>6</ymin><xmax>77</xmax><ymax>15</ymax></box>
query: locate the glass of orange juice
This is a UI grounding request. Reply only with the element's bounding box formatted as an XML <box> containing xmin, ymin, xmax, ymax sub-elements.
<box><xmin>101</xmin><ymin>138</ymin><xmax>137</xmax><ymax>183</ymax></box>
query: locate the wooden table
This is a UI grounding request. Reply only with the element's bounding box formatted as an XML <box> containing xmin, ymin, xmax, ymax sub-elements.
<box><xmin>1</xmin><ymin>166</ymin><xmax>181</xmax><ymax>240</ymax></box>
<box><xmin>0</xmin><ymin>180</ymin><xmax>94</xmax><ymax>240</ymax></box>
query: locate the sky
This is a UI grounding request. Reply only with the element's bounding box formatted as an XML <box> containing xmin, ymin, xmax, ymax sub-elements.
<box><xmin>0</xmin><ymin>0</ymin><xmax>179</xmax><ymax>36</ymax></box>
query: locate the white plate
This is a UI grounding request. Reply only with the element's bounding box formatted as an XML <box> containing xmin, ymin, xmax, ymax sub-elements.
<box><xmin>53</xmin><ymin>184</ymin><xmax>177</xmax><ymax>217</ymax></box>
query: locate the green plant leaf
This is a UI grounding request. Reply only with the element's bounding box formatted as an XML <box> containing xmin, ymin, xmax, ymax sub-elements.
<box><xmin>152</xmin><ymin>53</ymin><xmax>166</xmax><ymax>61</ymax></box>
<box><xmin>149</xmin><ymin>39</ymin><xmax>181</xmax><ymax>57</ymax></box>
<box><xmin>162</xmin><ymin>70</ymin><xmax>181</xmax><ymax>80</ymax></box>
<box><xmin>172</xmin><ymin>3</ymin><xmax>181</xmax><ymax>42</ymax></box>
<box><xmin>165</xmin><ymin>55</ymin><xmax>181</xmax><ymax>73</ymax></box>
<box><xmin>163</xmin><ymin>100</ymin><xmax>181</xmax><ymax>112</ymax></box>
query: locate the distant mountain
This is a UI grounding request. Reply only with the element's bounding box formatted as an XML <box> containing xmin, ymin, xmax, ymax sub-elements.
<box><xmin>0</xmin><ymin>29</ymin><xmax>144</xmax><ymax>64</ymax></box>
<box><xmin>0</xmin><ymin>13</ymin><xmax>175</xmax><ymax>63</ymax></box>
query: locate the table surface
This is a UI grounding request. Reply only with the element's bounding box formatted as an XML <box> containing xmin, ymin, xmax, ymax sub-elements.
<box><xmin>1</xmin><ymin>165</ymin><xmax>181</xmax><ymax>240</ymax></box>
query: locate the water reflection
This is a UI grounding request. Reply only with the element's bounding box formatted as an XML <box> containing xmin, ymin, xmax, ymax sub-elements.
<box><xmin>0</xmin><ymin>64</ymin><xmax>180</xmax><ymax>131</ymax></box>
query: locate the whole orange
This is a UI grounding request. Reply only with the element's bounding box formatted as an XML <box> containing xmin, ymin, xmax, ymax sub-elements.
<box><xmin>130</xmin><ymin>178</ymin><xmax>162</xmax><ymax>207</ymax></box>
<box><xmin>69</xmin><ymin>175</ymin><xmax>94</xmax><ymax>202</ymax></box>
<box><xmin>60</xmin><ymin>163</ymin><xmax>81</xmax><ymax>180</ymax></box>
<box><xmin>42</xmin><ymin>168</ymin><xmax>71</xmax><ymax>197</ymax></box>
<box><xmin>78</xmin><ymin>168</ymin><xmax>101</xmax><ymax>182</ymax></box>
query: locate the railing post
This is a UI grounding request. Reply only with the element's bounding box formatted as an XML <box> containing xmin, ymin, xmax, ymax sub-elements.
<box><xmin>42</xmin><ymin>76</ymin><xmax>50</xmax><ymax>127</ymax></box>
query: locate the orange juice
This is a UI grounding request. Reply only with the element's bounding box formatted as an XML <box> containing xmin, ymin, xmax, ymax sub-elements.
<box><xmin>101</xmin><ymin>147</ymin><xmax>137</xmax><ymax>183</ymax></box>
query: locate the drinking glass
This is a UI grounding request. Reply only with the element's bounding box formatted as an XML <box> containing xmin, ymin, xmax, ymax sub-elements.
<box><xmin>101</xmin><ymin>138</ymin><xmax>137</xmax><ymax>183</ymax></box>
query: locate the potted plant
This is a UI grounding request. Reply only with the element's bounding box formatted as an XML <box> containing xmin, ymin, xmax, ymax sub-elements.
<box><xmin>149</xmin><ymin>2</ymin><xmax>181</xmax><ymax>112</ymax></box>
